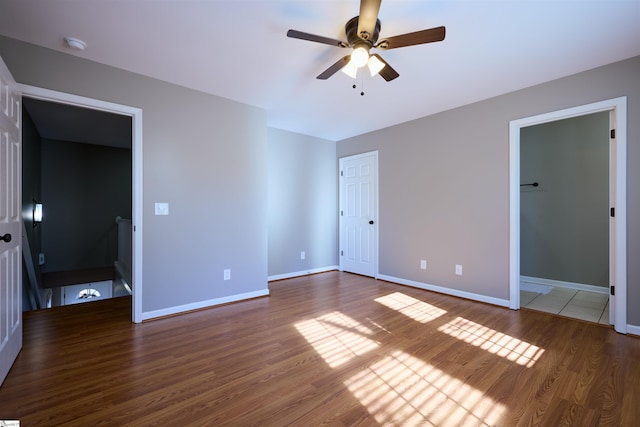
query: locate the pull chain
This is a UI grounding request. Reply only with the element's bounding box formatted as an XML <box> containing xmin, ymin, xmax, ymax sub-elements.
<box><xmin>350</xmin><ymin>77</ymin><xmax>365</xmax><ymax>96</ymax></box>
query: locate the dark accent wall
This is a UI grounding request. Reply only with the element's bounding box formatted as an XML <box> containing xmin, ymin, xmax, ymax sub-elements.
<box><xmin>21</xmin><ymin>107</ymin><xmax>42</xmax><ymax>310</ymax></box>
<box><xmin>40</xmin><ymin>139</ymin><xmax>131</xmax><ymax>272</ymax></box>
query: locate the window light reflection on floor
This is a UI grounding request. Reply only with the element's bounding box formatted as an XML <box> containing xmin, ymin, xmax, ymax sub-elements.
<box><xmin>344</xmin><ymin>350</ymin><xmax>505</xmax><ymax>426</ymax></box>
<box><xmin>438</xmin><ymin>317</ymin><xmax>544</xmax><ymax>367</ymax></box>
<box><xmin>294</xmin><ymin>311</ymin><xmax>379</xmax><ymax>368</ymax></box>
<box><xmin>375</xmin><ymin>292</ymin><xmax>447</xmax><ymax>323</ymax></box>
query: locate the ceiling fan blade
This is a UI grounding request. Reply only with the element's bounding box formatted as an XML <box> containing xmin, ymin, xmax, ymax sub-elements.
<box><xmin>377</xmin><ymin>26</ymin><xmax>446</xmax><ymax>50</ymax></box>
<box><xmin>287</xmin><ymin>29</ymin><xmax>348</xmax><ymax>47</ymax></box>
<box><xmin>317</xmin><ymin>56</ymin><xmax>351</xmax><ymax>80</ymax></box>
<box><xmin>372</xmin><ymin>54</ymin><xmax>399</xmax><ymax>81</ymax></box>
<box><xmin>357</xmin><ymin>0</ymin><xmax>382</xmax><ymax>40</ymax></box>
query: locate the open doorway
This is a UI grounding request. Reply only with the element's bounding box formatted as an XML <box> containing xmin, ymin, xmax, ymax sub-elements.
<box><xmin>519</xmin><ymin>112</ymin><xmax>610</xmax><ymax>323</ymax></box>
<box><xmin>509</xmin><ymin>97</ymin><xmax>627</xmax><ymax>334</ymax></box>
<box><xmin>22</xmin><ymin>97</ymin><xmax>132</xmax><ymax>308</ymax></box>
<box><xmin>20</xmin><ymin>85</ymin><xmax>143</xmax><ymax>323</ymax></box>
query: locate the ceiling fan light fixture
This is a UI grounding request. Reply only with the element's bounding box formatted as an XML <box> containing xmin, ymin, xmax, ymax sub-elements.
<box><xmin>341</xmin><ymin>62</ymin><xmax>358</xmax><ymax>79</ymax></box>
<box><xmin>367</xmin><ymin>55</ymin><xmax>385</xmax><ymax>76</ymax></box>
<box><xmin>350</xmin><ymin>46</ymin><xmax>369</xmax><ymax>68</ymax></box>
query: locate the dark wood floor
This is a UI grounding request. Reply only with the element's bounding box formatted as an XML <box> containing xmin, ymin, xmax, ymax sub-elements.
<box><xmin>1</xmin><ymin>272</ymin><xmax>638</xmax><ymax>426</ymax></box>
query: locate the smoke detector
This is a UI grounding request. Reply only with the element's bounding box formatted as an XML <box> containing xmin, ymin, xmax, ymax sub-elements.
<box><xmin>64</xmin><ymin>37</ymin><xmax>87</xmax><ymax>51</ymax></box>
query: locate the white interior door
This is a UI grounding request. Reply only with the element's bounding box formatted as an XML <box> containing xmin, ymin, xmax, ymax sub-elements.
<box><xmin>0</xmin><ymin>57</ymin><xmax>22</xmax><ymax>385</ymax></box>
<box><xmin>339</xmin><ymin>151</ymin><xmax>378</xmax><ymax>277</ymax></box>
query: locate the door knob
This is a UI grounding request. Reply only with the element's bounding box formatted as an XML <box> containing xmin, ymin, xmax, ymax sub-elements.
<box><xmin>369</xmin><ymin>220</ymin><xmax>374</xmax><ymax>225</ymax></box>
<box><xmin>0</xmin><ymin>233</ymin><xmax>11</xmax><ymax>242</ymax></box>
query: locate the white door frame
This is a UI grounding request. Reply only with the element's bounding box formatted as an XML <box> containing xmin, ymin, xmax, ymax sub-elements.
<box><xmin>20</xmin><ymin>84</ymin><xmax>144</xmax><ymax>323</ymax></box>
<box><xmin>339</xmin><ymin>150</ymin><xmax>379</xmax><ymax>278</ymax></box>
<box><xmin>509</xmin><ymin>97</ymin><xmax>627</xmax><ymax>334</ymax></box>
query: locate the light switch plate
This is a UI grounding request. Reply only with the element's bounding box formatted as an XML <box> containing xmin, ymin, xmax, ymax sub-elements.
<box><xmin>155</xmin><ymin>202</ymin><xmax>169</xmax><ymax>215</ymax></box>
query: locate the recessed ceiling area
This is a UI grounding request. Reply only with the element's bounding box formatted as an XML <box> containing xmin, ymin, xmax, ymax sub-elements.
<box><xmin>23</xmin><ymin>98</ymin><xmax>131</xmax><ymax>149</ymax></box>
<box><xmin>2</xmin><ymin>0</ymin><xmax>639</xmax><ymax>141</ymax></box>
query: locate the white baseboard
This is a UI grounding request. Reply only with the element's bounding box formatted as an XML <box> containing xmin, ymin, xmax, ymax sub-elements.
<box><xmin>377</xmin><ymin>274</ymin><xmax>510</xmax><ymax>308</ymax></box>
<box><xmin>141</xmin><ymin>288</ymin><xmax>270</xmax><ymax>321</ymax></box>
<box><xmin>521</xmin><ymin>275</ymin><xmax>608</xmax><ymax>294</ymax></box>
<box><xmin>627</xmin><ymin>324</ymin><xmax>640</xmax><ymax>337</ymax></box>
<box><xmin>268</xmin><ymin>265</ymin><xmax>339</xmax><ymax>282</ymax></box>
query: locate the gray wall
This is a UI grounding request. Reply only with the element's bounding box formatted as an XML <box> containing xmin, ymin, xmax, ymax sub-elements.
<box><xmin>267</xmin><ymin>128</ymin><xmax>337</xmax><ymax>276</ymax></box>
<box><xmin>0</xmin><ymin>36</ymin><xmax>268</xmax><ymax>315</ymax></box>
<box><xmin>337</xmin><ymin>56</ymin><xmax>640</xmax><ymax>326</ymax></box>
<box><xmin>40</xmin><ymin>139</ymin><xmax>132</xmax><ymax>272</ymax></box>
<box><xmin>520</xmin><ymin>112</ymin><xmax>609</xmax><ymax>287</ymax></box>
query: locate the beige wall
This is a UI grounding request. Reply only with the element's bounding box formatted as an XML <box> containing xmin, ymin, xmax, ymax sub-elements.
<box><xmin>338</xmin><ymin>56</ymin><xmax>640</xmax><ymax>326</ymax></box>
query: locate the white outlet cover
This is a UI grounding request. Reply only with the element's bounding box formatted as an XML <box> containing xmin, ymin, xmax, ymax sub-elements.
<box><xmin>224</xmin><ymin>269</ymin><xmax>231</xmax><ymax>280</ymax></box>
<box><xmin>155</xmin><ymin>202</ymin><xmax>169</xmax><ymax>215</ymax></box>
<box><xmin>455</xmin><ymin>264</ymin><xmax>463</xmax><ymax>275</ymax></box>
<box><xmin>301</xmin><ymin>251</ymin><xmax>305</xmax><ymax>260</ymax></box>
<box><xmin>420</xmin><ymin>260</ymin><xmax>427</xmax><ymax>270</ymax></box>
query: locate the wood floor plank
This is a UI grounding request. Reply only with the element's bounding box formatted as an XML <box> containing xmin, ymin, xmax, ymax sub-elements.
<box><xmin>1</xmin><ymin>271</ymin><xmax>639</xmax><ymax>426</ymax></box>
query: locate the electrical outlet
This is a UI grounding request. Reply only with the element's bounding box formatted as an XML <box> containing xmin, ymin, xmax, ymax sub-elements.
<box><xmin>38</xmin><ymin>253</ymin><xmax>45</xmax><ymax>265</ymax></box>
<box><xmin>300</xmin><ymin>251</ymin><xmax>305</xmax><ymax>260</ymax></box>
<box><xmin>455</xmin><ymin>264</ymin><xmax>463</xmax><ymax>275</ymax></box>
<box><xmin>224</xmin><ymin>269</ymin><xmax>231</xmax><ymax>281</ymax></box>
<box><xmin>420</xmin><ymin>259</ymin><xmax>427</xmax><ymax>270</ymax></box>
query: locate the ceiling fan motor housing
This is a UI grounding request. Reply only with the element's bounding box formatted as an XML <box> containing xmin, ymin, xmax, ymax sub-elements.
<box><xmin>346</xmin><ymin>16</ymin><xmax>381</xmax><ymax>47</ymax></box>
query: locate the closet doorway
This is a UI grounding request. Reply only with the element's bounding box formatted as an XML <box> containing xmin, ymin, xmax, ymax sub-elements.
<box><xmin>509</xmin><ymin>97</ymin><xmax>627</xmax><ymax>333</ymax></box>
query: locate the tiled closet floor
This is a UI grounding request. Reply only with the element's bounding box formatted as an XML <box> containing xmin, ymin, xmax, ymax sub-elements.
<box><xmin>520</xmin><ymin>287</ymin><xmax>610</xmax><ymax>324</ymax></box>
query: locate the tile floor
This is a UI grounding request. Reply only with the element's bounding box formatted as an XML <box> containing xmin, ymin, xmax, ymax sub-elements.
<box><xmin>520</xmin><ymin>287</ymin><xmax>610</xmax><ymax>324</ymax></box>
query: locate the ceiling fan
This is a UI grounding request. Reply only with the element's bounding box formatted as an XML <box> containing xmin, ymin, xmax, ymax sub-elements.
<box><xmin>287</xmin><ymin>0</ymin><xmax>446</xmax><ymax>82</ymax></box>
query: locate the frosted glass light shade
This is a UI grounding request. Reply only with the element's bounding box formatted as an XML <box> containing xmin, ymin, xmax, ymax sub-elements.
<box><xmin>341</xmin><ymin>62</ymin><xmax>358</xmax><ymax>78</ymax></box>
<box><xmin>367</xmin><ymin>55</ymin><xmax>385</xmax><ymax>76</ymax></box>
<box><xmin>350</xmin><ymin>47</ymin><xmax>369</xmax><ymax>68</ymax></box>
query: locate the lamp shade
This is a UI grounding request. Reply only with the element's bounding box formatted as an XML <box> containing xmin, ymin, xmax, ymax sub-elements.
<box><xmin>33</xmin><ymin>203</ymin><xmax>43</xmax><ymax>223</ymax></box>
<box><xmin>367</xmin><ymin>55</ymin><xmax>385</xmax><ymax>76</ymax></box>
<box><xmin>341</xmin><ymin>62</ymin><xmax>358</xmax><ymax>79</ymax></box>
<box><xmin>350</xmin><ymin>47</ymin><xmax>369</xmax><ymax>68</ymax></box>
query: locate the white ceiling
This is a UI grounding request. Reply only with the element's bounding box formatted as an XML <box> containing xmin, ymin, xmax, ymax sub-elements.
<box><xmin>1</xmin><ymin>0</ymin><xmax>639</xmax><ymax>141</ymax></box>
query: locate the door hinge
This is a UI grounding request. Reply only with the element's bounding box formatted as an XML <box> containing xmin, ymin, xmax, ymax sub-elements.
<box><xmin>610</xmin><ymin>285</ymin><xmax>615</xmax><ymax>296</ymax></box>
<box><xmin>340</xmin><ymin>210</ymin><xmax>343</xmax><ymax>216</ymax></box>
<box><xmin>341</xmin><ymin>170</ymin><xmax>344</xmax><ymax>177</ymax></box>
<box><xmin>611</xmin><ymin>129</ymin><xmax>616</xmax><ymax>139</ymax></box>
<box><xmin>611</xmin><ymin>207</ymin><xmax>615</xmax><ymax>217</ymax></box>
<box><xmin>340</xmin><ymin>250</ymin><xmax>343</xmax><ymax>256</ymax></box>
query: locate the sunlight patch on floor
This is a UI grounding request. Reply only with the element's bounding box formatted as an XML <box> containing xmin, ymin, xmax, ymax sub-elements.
<box><xmin>375</xmin><ymin>292</ymin><xmax>447</xmax><ymax>323</ymax></box>
<box><xmin>344</xmin><ymin>350</ymin><xmax>505</xmax><ymax>426</ymax></box>
<box><xmin>294</xmin><ymin>311</ymin><xmax>379</xmax><ymax>368</ymax></box>
<box><xmin>438</xmin><ymin>317</ymin><xmax>544</xmax><ymax>367</ymax></box>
